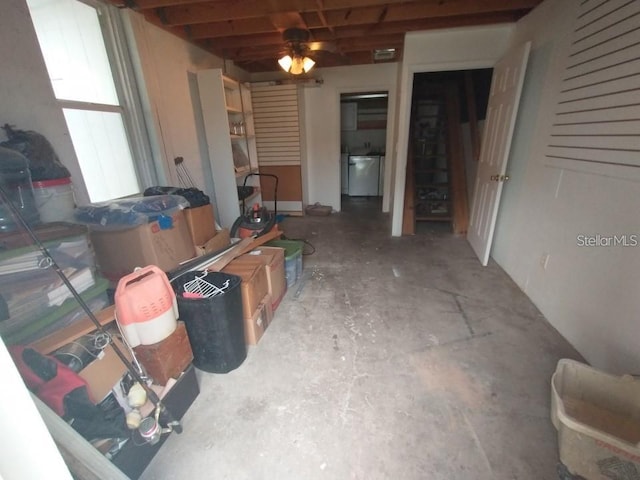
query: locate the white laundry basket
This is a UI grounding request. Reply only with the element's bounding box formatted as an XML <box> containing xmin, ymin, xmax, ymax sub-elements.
<box><xmin>551</xmin><ymin>359</ymin><xmax>640</xmax><ymax>479</ymax></box>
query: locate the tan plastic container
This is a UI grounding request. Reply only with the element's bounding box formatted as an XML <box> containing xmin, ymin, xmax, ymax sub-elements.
<box><xmin>551</xmin><ymin>359</ymin><xmax>640</xmax><ymax>479</ymax></box>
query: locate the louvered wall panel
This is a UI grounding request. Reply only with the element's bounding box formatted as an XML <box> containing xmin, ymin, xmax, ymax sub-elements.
<box><xmin>252</xmin><ymin>84</ymin><xmax>301</xmax><ymax>167</ymax></box>
<box><xmin>545</xmin><ymin>0</ymin><xmax>640</xmax><ymax>171</ymax></box>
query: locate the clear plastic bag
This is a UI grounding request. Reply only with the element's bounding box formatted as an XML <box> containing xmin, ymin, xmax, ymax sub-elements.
<box><xmin>73</xmin><ymin>195</ymin><xmax>189</xmax><ymax>230</ymax></box>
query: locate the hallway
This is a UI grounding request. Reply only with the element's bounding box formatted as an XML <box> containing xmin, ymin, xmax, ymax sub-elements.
<box><xmin>142</xmin><ymin>199</ymin><xmax>581</xmax><ymax>480</ymax></box>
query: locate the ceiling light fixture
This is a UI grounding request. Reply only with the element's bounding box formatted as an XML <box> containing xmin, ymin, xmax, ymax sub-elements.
<box><xmin>279</xmin><ymin>54</ymin><xmax>315</xmax><ymax>75</ymax></box>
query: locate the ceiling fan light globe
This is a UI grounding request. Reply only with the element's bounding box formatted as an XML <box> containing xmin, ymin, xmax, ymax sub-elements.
<box><xmin>290</xmin><ymin>55</ymin><xmax>305</xmax><ymax>75</ymax></box>
<box><xmin>302</xmin><ymin>56</ymin><xmax>315</xmax><ymax>72</ymax></box>
<box><xmin>278</xmin><ymin>55</ymin><xmax>293</xmax><ymax>72</ymax></box>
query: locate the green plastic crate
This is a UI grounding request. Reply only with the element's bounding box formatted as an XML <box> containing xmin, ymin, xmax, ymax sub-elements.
<box><xmin>265</xmin><ymin>240</ymin><xmax>303</xmax><ymax>288</ymax></box>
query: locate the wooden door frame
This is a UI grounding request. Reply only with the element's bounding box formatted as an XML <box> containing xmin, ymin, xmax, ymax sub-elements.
<box><xmin>337</xmin><ymin>87</ymin><xmax>395</xmax><ymax>213</ymax></box>
<box><xmin>391</xmin><ymin>60</ymin><xmax>497</xmax><ymax>237</ymax></box>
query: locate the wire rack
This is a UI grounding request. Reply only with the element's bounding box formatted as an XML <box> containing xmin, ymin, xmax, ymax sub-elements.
<box><xmin>182</xmin><ymin>271</ymin><xmax>230</xmax><ymax>298</ymax></box>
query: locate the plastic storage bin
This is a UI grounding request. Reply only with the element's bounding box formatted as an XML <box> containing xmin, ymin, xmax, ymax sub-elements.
<box><xmin>3</xmin><ymin>277</ymin><xmax>110</xmax><ymax>344</ymax></box>
<box><xmin>551</xmin><ymin>359</ymin><xmax>640</xmax><ymax>480</ymax></box>
<box><xmin>265</xmin><ymin>240</ymin><xmax>303</xmax><ymax>288</ymax></box>
<box><xmin>32</xmin><ymin>177</ymin><xmax>75</xmax><ymax>223</ymax></box>
<box><xmin>172</xmin><ymin>271</ymin><xmax>246</xmax><ymax>373</ymax></box>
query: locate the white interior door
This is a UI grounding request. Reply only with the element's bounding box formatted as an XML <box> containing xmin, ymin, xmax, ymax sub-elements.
<box><xmin>467</xmin><ymin>41</ymin><xmax>531</xmax><ymax>266</ymax></box>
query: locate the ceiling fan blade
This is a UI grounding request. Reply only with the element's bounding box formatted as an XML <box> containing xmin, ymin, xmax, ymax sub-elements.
<box><xmin>307</xmin><ymin>41</ymin><xmax>337</xmax><ymax>53</ymax></box>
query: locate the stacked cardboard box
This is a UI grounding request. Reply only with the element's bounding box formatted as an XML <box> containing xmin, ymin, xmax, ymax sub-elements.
<box><xmin>222</xmin><ymin>259</ymin><xmax>270</xmax><ymax>345</ymax></box>
<box><xmin>232</xmin><ymin>247</ymin><xmax>287</xmax><ymax>311</ymax></box>
<box><xmin>91</xmin><ymin>209</ymin><xmax>195</xmax><ymax>282</ymax></box>
<box><xmin>183</xmin><ymin>203</ymin><xmax>216</xmax><ymax>246</ymax></box>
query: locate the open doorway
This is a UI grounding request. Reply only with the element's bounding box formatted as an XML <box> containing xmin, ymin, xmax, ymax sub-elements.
<box><xmin>340</xmin><ymin>91</ymin><xmax>388</xmax><ymax>214</ymax></box>
<box><xmin>403</xmin><ymin>69</ymin><xmax>492</xmax><ymax>235</ymax></box>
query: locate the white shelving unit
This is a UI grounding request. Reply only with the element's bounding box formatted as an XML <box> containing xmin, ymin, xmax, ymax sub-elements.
<box><xmin>196</xmin><ymin>69</ymin><xmax>260</xmax><ymax>227</ymax></box>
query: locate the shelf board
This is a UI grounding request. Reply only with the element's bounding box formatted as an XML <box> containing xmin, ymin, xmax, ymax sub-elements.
<box><xmin>357</xmin><ymin>120</ymin><xmax>387</xmax><ymax>130</ymax></box>
<box><xmin>416</xmin><ymin>215</ymin><xmax>451</xmax><ymax>222</ymax></box>
<box><xmin>230</xmin><ymin>133</ymin><xmax>245</xmax><ymax>140</ymax></box>
<box><xmin>416</xmin><ymin>199</ymin><xmax>451</xmax><ymax>204</ymax></box>
<box><xmin>226</xmin><ymin>106</ymin><xmax>243</xmax><ymax>114</ymax></box>
<box><xmin>414</xmin><ymin>168</ymin><xmax>448</xmax><ymax>173</ymax></box>
<box><xmin>235</xmin><ymin>167</ymin><xmax>258</xmax><ymax>178</ymax></box>
<box><xmin>223</xmin><ymin>76</ymin><xmax>239</xmax><ymax>89</ymax></box>
<box><xmin>415</xmin><ymin>183</ymin><xmax>449</xmax><ymax>188</ymax></box>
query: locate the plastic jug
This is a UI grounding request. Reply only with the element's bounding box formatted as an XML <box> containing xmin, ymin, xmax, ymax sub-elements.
<box><xmin>115</xmin><ymin>265</ymin><xmax>178</xmax><ymax>348</ymax></box>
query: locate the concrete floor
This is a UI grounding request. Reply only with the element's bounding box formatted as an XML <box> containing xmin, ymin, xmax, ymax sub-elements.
<box><xmin>141</xmin><ymin>197</ymin><xmax>582</xmax><ymax>480</ymax></box>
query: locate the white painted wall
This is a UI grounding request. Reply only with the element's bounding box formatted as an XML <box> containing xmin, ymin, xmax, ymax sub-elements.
<box><xmin>0</xmin><ymin>0</ymin><xmax>89</xmax><ymax>204</ymax></box>
<box><xmin>252</xmin><ymin>64</ymin><xmax>398</xmax><ymax>213</ymax></box>
<box><xmin>390</xmin><ymin>25</ymin><xmax>514</xmax><ymax>235</ymax></box>
<box><xmin>492</xmin><ymin>0</ymin><xmax>640</xmax><ymax>373</ymax></box>
<box><xmin>123</xmin><ymin>11</ymin><xmax>237</xmax><ymax>203</ymax></box>
<box><xmin>0</xmin><ymin>339</ymin><xmax>72</xmax><ymax>479</ymax></box>
<box><xmin>302</xmin><ymin>64</ymin><xmax>398</xmax><ymax>212</ymax></box>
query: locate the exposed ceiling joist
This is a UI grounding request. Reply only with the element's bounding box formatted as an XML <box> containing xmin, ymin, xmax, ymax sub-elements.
<box><xmin>106</xmin><ymin>0</ymin><xmax>542</xmax><ymax>73</ymax></box>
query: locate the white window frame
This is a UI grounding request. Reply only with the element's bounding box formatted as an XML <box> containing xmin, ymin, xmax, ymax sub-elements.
<box><xmin>30</xmin><ymin>0</ymin><xmax>160</xmax><ymax>201</ymax></box>
<box><xmin>94</xmin><ymin>0</ymin><xmax>159</xmax><ymax>190</ymax></box>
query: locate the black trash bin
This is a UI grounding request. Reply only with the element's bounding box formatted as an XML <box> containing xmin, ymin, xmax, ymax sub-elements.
<box><xmin>172</xmin><ymin>271</ymin><xmax>246</xmax><ymax>373</ymax></box>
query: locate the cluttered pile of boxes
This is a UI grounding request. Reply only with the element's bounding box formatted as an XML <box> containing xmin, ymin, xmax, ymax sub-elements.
<box><xmin>84</xmin><ymin>194</ymin><xmax>302</xmax><ymax>345</ymax></box>
<box><xmin>2</xmin><ymin>191</ymin><xmax>304</xmax><ymax>478</ymax></box>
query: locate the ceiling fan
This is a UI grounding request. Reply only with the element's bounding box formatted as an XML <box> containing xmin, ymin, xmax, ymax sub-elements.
<box><xmin>278</xmin><ymin>28</ymin><xmax>337</xmax><ymax>75</ymax></box>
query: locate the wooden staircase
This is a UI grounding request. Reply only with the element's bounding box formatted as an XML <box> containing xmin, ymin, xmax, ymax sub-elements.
<box><xmin>403</xmin><ymin>83</ymin><xmax>469</xmax><ymax>235</ymax></box>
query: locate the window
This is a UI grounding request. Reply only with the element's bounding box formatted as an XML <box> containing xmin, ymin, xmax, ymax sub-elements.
<box><xmin>27</xmin><ymin>0</ymin><xmax>155</xmax><ymax>202</ymax></box>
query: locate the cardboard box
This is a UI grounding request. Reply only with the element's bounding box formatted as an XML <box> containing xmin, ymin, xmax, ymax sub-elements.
<box><xmin>90</xmin><ymin>210</ymin><xmax>195</xmax><ymax>281</ymax></box>
<box><xmin>222</xmin><ymin>261</ymin><xmax>269</xmax><ymax>320</ymax></box>
<box><xmin>133</xmin><ymin>322</ymin><xmax>193</xmax><ymax>385</ymax></box>
<box><xmin>195</xmin><ymin>228</ymin><xmax>230</xmax><ymax>256</ymax></box>
<box><xmin>233</xmin><ymin>247</ymin><xmax>287</xmax><ymax>311</ymax></box>
<box><xmin>79</xmin><ymin>336</ymin><xmax>131</xmax><ymax>403</ymax></box>
<box><xmin>244</xmin><ymin>294</ymin><xmax>272</xmax><ymax>345</ymax></box>
<box><xmin>183</xmin><ymin>203</ymin><xmax>216</xmax><ymax>246</ymax></box>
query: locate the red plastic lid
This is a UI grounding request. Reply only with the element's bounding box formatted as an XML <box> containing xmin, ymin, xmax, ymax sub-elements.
<box><xmin>32</xmin><ymin>177</ymin><xmax>72</xmax><ymax>188</ymax></box>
